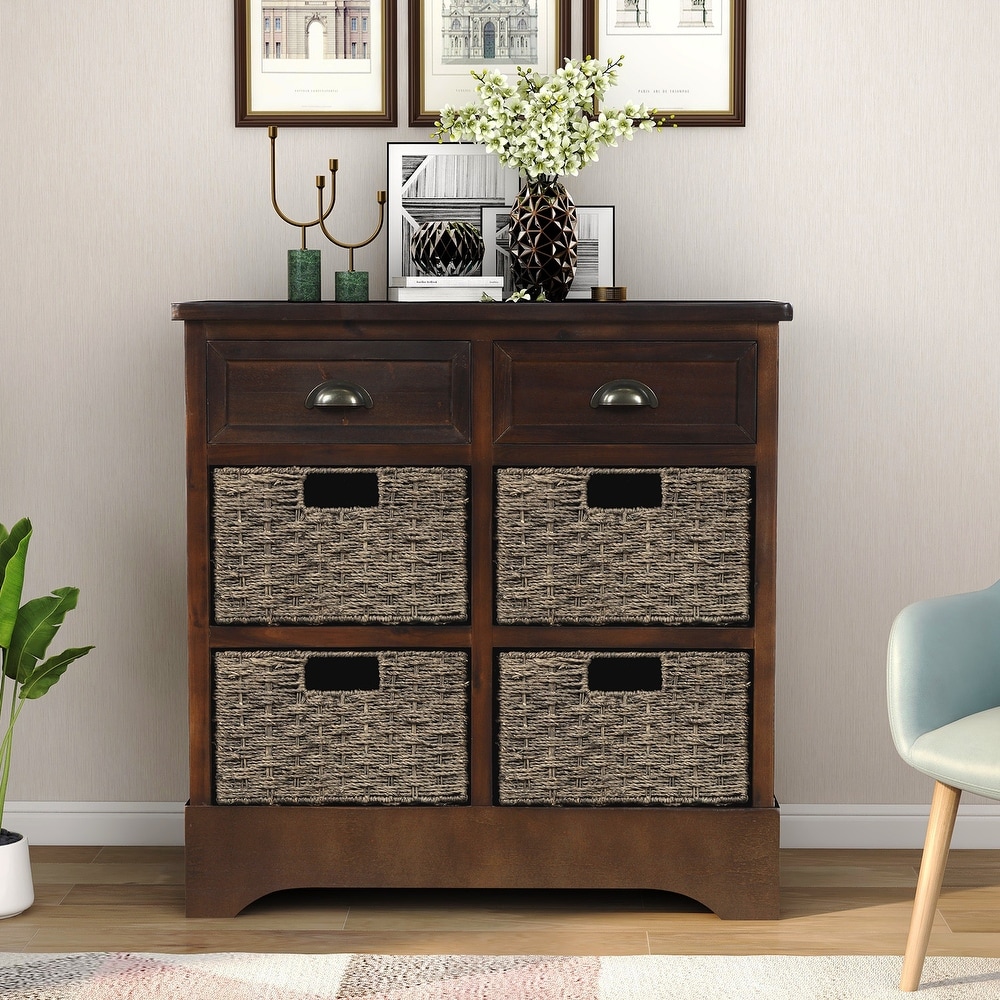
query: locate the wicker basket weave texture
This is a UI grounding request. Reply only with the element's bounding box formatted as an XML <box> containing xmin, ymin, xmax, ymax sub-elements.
<box><xmin>495</xmin><ymin>467</ymin><xmax>751</xmax><ymax>625</ymax></box>
<box><xmin>211</xmin><ymin>466</ymin><xmax>469</xmax><ymax>624</ymax></box>
<box><xmin>497</xmin><ymin>650</ymin><xmax>750</xmax><ymax>805</ymax></box>
<box><xmin>214</xmin><ymin>650</ymin><xmax>469</xmax><ymax>805</ymax></box>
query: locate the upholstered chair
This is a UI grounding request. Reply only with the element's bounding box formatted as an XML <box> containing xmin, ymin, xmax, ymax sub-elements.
<box><xmin>887</xmin><ymin>580</ymin><xmax>1000</xmax><ymax>991</ymax></box>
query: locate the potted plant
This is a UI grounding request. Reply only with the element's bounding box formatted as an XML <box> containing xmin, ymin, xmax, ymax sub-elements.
<box><xmin>0</xmin><ymin>518</ymin><xmax>93</xmax><ymax>918</ymax></box>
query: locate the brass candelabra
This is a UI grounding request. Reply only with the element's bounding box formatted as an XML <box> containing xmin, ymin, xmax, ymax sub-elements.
<box><xmin>268</xmin><ymin>126</ymin><xmax>386</xmax><ymax>302</ymax></box>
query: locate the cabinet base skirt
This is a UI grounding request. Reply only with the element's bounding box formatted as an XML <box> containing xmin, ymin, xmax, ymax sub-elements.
<box><xmin>184</xmin><ymin>804</ymin><xmax>779</xmax><ymax>920</ymax></box>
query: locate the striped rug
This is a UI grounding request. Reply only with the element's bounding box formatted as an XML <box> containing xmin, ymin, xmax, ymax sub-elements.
<box><xmin>1</xmin><ymin>952</ymin><xmax>999</xmax><ymax>998</ymax></box>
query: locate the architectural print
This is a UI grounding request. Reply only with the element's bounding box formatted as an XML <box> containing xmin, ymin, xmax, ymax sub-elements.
<box><xmin>610</xmin><ymin>0</ymin><xmax>715</xmax><ymax>34</ymax></box>
<box><xmin>440</xmin><ymin>0</ymin><xmax>538</xmax><ymax>64</ymax></box>
<box><xmin>262</xmin><ymin>1</ymin><xmax>372</xmax><ymax>61</ymax></box>
<box><xmin>678</xmin><ymin>0</ymin><xmax>713</xmax><ymax>28</ymax></box>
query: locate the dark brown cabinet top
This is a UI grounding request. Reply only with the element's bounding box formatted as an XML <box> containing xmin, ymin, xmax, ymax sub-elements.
<box><xmin>173</xmin><ymin>299</ymin><xmax>793</xmax><ymax>330</ymax></box>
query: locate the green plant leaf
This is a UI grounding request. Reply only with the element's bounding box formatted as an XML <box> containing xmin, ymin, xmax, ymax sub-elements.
<box><xmin>4</xmin><ymin>587</ymin><xmax>80</xmax><ymax>684</ymax></box>
<box><xmin>0</xmin><ymin>519</ymin><xmax>31</xmax><ymax>651</ymax></box>
<box><xmin>18</xmin><ymin>645</ymin><xmax>94</xmax><ymax>700</ymax></box>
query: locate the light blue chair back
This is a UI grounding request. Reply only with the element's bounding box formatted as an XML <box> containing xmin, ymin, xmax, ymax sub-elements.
<box><xmin>887</xmin><ymin>580</ymin><xmax>1000</xmax><ymax>991</ymax></box>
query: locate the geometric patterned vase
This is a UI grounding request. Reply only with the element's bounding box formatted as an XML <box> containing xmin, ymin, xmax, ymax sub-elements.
<box><xmin>508</xmin><ymin>176</ymin><xmax>579</xmax><ymax>301</ymax></box>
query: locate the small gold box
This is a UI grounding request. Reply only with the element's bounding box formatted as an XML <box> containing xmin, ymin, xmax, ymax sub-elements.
<box><xmin>591</xmin><ymin>286</ymin><xmax>628</xmax><ymax>302</ymax></box>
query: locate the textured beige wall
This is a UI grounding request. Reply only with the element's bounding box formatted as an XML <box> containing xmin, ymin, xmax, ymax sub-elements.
<box><xmin>2</xmin><ymin>2</ymin><xmax>999</xmax><ymax>807</ymax></box>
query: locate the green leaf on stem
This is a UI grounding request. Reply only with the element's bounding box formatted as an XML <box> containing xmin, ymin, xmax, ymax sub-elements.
<box><xmin>4</xmin><ymin>587</ymin><xmax>80</xmax><ymax>684</ymax></box>
<box><xmin>18</xmin><ymin>645</ymin><xmax>95</xmax><ymax>700</ymax></box>
<box><xmin>0</xmin><ymin>520</ymin><xmax>31</xmax><ymax>651</ymax></box>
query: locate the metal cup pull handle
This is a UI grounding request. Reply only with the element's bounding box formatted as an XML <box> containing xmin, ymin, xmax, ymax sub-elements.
<box><xmin>590</xmin><ymin>379</ymin><xmax>659</xmax><ymax>408</ymax></box>
<box><xmin>305</xmin><ymin>380</ymin><xmax>374</xmax><ymax>409</ymax></box>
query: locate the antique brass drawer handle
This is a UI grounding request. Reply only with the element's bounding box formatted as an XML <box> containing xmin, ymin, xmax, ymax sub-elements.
<box><xmin>305</xmin><ymin>380</ymin><xmax>374</xmax><ymax>409</ymax></box>
<box><xmin>589</xmin><ymin>379</ymin><xmax>659</xmax><ymax>408</ymax></box>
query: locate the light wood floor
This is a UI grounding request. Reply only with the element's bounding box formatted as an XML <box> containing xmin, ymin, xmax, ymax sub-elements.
<box><xmin>2</xmin><ymin>848</ymin><xmax>1000</xmax><ymax>955</ymax></box>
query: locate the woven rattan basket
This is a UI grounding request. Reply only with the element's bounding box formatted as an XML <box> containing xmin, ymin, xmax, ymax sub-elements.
<box><xmin>497</xmin><ymin>650</ymin><xmax>750</xmax><ymax>806</ymax></box>
<box><xmin>214</xmin><ymin>650</ymin><xmax>469</xmax><ymax>805</ymax></box>
<box><xmin>211</xmin><ymin>466</ymin><xmax>469</xmax><ymax>624</ymax></box>
<box><xmin>495</xmin><ymin>467</ymin><xmax>751</xmax><ymax>625</ymax></box>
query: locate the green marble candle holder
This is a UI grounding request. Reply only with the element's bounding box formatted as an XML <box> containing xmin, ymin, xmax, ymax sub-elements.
<box><xmin>288</xmin><ymin>249</ymin><xmax>321</xmax><ymax>302</ymax></box>
<box><xmin>335</xmin><ymin>270</ymin><xmax>369</xmax><ymax>302</ymax></box>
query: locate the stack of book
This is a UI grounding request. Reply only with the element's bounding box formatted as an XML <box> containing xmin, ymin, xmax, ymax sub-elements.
<box><xmin>387</xmin><ymin>275</ymin><xmax>504</xmax><ymax>302</ymax></box>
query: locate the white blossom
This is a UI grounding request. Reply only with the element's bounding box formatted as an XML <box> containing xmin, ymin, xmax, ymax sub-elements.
<box><xmin>432</xmin><ymin>56</ymin><xmax>656</xmax><ymax>179</ymax></box>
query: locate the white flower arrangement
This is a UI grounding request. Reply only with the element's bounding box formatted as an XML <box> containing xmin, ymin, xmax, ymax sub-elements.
<box><xmin>433</xmin><ymin>56</ymin><xmax>656</xmax><ymax>180</ymax></box>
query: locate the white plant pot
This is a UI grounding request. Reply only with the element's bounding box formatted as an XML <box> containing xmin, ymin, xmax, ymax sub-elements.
<box><xmin>0</xmin><ymin>832</ymin><xmax>34</xmax><ymax>918</ymax></box>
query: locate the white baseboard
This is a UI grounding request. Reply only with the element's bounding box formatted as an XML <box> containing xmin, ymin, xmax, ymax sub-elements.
<box><xmin>4</xmin><ymin>802</ymin><xmax>1000</xmax><ymax>850</ymax></box>
<box><xmin>779</xmin><ymin>803</ymin><xmax>1000</xmax><ymax>849</ymax></box>
<box><xmin>3</xmin><ymin>802</ymin><xmax>185</xmax><ymax>846</ymax></box>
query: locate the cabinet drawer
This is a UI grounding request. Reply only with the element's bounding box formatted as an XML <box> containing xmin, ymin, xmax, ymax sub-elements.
<box><xmin>495</xmin><ymin>467</ymin><xmax>751</xmax><ymax>626</ymax></box>
<box><xmin>214</xmin><ymin>650</ymin><xmax>470</xmax><ymax>805</ymax></box>
<box><xmin>494</xmin><ymin>341</ymin><xmax>756</xmax><ymax>444</ymax></box>
<box><xmin>212</xmin><ymin>466</ymin><xmax>469</xmax><ymax>625</ymax></box>
<box><xmin>207</xmin><ymin>341</ymin><xmax>471</xmax><ymax>444</ymax></box>
<box><xmin>497</xmin><ymin>650</ymin><xmax>750</xmax><ymax>806</ymax></box>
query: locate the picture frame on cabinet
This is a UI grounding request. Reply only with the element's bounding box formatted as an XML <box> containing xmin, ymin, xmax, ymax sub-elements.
<box><xmin>387</xmin><ymin>142</ymin><xmax>520</xmax><ymax>283</ymax></box>
<box><xmin>234</xmin><ymin>0</ymin><xmax>397</xmax><ymax>126</ymax></box>
<box><xmin>582</xmin><ymin>0</ymin><xmax>746</xmax><ymax>126</ymax></box>
<box><xmin>408</xmin><ymin>0</ymin><xmax>572</xmax><ymax>126</ymax></box>
<box><xmin>481</xmin><ymin>205</ymin><xmax>615</xmax><ymax>300</ymax></box>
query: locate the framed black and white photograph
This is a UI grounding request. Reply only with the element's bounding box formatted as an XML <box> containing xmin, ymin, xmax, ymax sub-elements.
<box><xmin>235</xmin><ymin>0</ymin><xmax>397</xmax><ymax>126</ymax></box>
<box><xmin>482</xmin><ymin>205</ymin><xmax>615</xmax><ymax>299</ymax></box>
<box><xmin>582</xmin><ymin>0</ymin><xmax>746</xmax><ymax>126</ymax></box>
<box><xmin>387</xmin><ymin>143</ymin><xmax>520</xmax><ymax>281</ymax></box>
<box><xmin>408</xmin><ymin>0</ymin><xmax>572</xmax><ymax>126</ymax></box>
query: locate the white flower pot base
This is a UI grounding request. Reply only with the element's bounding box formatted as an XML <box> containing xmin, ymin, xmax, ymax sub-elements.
<box><xmin>0</xmin><ymin>833</ymin><xmax>34</xmax><ymax>918</ymax></box>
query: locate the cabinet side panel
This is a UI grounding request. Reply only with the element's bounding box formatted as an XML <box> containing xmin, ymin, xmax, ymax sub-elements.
<box><xmin>751</xmin><ymin>323</ymin><xmax>779</xmax><ymax>806</ymax></box>
<box><xmin>185</xmin><ymin>322</ymin><xmax>212</xmax><ymax>804</ymax></box>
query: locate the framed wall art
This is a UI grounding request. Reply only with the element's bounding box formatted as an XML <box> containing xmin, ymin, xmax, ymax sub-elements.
<box><xmin>582</xmin><ymin>0</ymin><xmax>746</xmax><ymax>126</ymax></box>
<box><xmin>235</xmin><ymin>0</ymin><xmax>397</xmax><ymax>126</ymax></box>
<box><xmin>408</xmin><ymin>0</ymin><xmax>572</xmax><ymax>127</ymax></box>
<box><xmin>387</xmin><ymin>143</ymin><xmax>519</xmax><ymax>281</ymax></box>
<box><xmin>482</xmin><ymin>205</ymin><xmax>615</xmax><ymax>299</ymax></box>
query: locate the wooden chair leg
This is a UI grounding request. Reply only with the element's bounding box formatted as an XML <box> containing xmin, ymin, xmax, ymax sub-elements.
<box><xmin>900</xmin><ymin>781</ymin><xmax>962</xmax><ymax>991</ymax></box>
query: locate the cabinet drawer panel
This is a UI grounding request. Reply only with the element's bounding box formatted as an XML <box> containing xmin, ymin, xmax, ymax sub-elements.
<box><xmin>494</xmin><ymin>341</ymin><xmax>756</xmax><ymax>444</ymax></box>
<box><xmin>215</xmin><ymin>650</ymin><xmax>469</xmax><ymax>805</ymax></box>
<box><xmin>496</xmin><ymin>467</ymin><xmax>751</xmax><ymax>626</ymax></box>
<box><xmin>207</xmin><ymin>341</ymin><xmax>471</xmax><ymax>444</ymax></box>
<box><xmin>497</xmin><ymin>650</ymin><xmax>750</xmax><ymax>806</ymax></box>
<box><xmin>212</xmin><ymin>466</ymin><xmax>469</xmax><ymax>625</ymax></box>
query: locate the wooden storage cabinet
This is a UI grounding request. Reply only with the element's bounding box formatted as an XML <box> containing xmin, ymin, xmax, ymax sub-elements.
<box><xmin>176</xmin><ymin>300</ymin><xmax>791</xmax><ymax>919</ymax></box>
